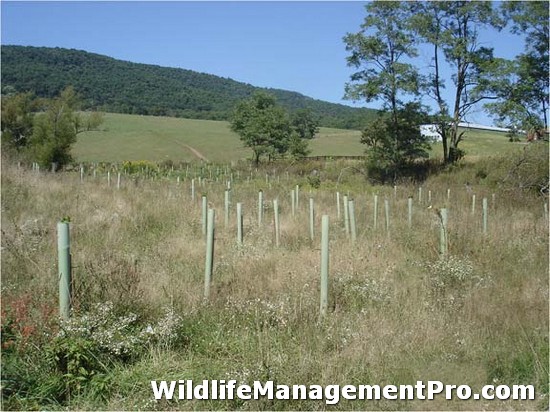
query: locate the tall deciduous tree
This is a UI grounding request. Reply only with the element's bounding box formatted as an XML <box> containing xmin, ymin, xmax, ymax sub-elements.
<box><xmin>409</xmin><ymin>1</ymin><xmax>504</xmax><ymax>163</ymax></box>
<box><xmin>484</xmin><ymin>1</ymin><xmax>549</xmax><ymax>134</ymax></box>
<box><xmin>344</xmin><ymin>1</ymin><xmax>430</xmax><ymax>181</ymax></box>
<box><xmin>230</xmin><ymin>92</ymin><xmax>293</xmax><ymax>165</ymax></box>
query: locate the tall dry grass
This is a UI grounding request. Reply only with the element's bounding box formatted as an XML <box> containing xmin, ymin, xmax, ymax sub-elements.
<box><xmin>1</xmin><ymin>158</ymin><xmax>548</xmax><ymax>410</ymax></box>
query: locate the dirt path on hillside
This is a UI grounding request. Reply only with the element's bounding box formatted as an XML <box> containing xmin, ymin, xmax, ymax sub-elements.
<box><xmin>183</xmin><ymin>144</ymin><xmax>209</xmax><ymax>162</ymax></box>
<box><xmin>164</xmin><ymin>136</ymin><xmax>210</xmax><ymax>162</ymax></box>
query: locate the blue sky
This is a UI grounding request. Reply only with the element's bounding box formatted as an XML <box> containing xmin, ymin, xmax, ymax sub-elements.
<box><xmin>2</xmin><ymin>1</ymin><xmax>526</xmax><ymax>125</ymax></box>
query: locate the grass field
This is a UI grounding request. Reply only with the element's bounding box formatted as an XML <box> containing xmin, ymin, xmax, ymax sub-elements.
<box><xmin>74</xmin><ymin>113</ymin><xmax>520</xmax><ymax>163</ymax></box>
<box><xmin>2</xmin><ymin>146</ymin><xmax>548</xmax><ymax>409</ymax></box>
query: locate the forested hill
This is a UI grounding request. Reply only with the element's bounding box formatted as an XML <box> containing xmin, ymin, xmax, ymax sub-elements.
<box><xmin>1</xmin><ymin>45</ymin><xmax>376</xmax><ymax>129</ymax></box>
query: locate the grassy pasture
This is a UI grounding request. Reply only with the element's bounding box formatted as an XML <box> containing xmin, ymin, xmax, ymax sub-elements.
<box><xmin>74</xmin><ymin>113</ymin><xmax>364</xmax><ymax>163</ymax></box>
<box><xmin>74</xmin><ymin>113</ymin><xmax>519</xmax><ymax>163</ymax></box>
<box><xmin>1</xmin><ymin>155</ymin><xmax>548</xmax><ymax>410</ymax></box>
<box><xmin>429</xmin><ymin>128</ymin><xmax>523</xmax><ymax>160</ymax></box>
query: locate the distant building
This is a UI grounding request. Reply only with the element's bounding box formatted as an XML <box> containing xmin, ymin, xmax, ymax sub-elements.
<box><xmin>420</xmin><ymin>122</ymin><xmax>512</xmax><ymax>141</ymax></box>
<box><xmin>420</xmin><ymin>124</ymin><xmax>442</xmax><ymax>141</ymax></box>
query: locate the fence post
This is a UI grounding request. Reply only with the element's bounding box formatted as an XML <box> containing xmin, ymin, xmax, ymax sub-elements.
<box><xmin>428</xmin><ymin>190</ymin><xmax>432</xmax><ymax>204</ymax></box>
<box><xmin>80</xmin><ymin>166</ymin><xmax>84</xmax><ymax>182</ymax></box>
<box><xmin>191</xmin><ymin>178</ymin><xmax>196</xmax><ymax>202</ymax></box>
<box><xmin>117</xmin><ymin>172</ymin><xmax>121</xmax><ymax>190</ymax></box>
<box><xmin>309</xmin><ymin>198</ymin><xmax>315</xmax><ymax>241</ymax></box>
<box><xmin>418</xmin><ymin>187</ymin><xmax>422</xmax><ymax>205</ymax></box>
<box><xmin>295</xmin><ymin>185</ymin><xmax>300</xmax><ymax>211</ymax></box>
<box><xmin>320</xmin><ymin>215</ymin><xmax>329</xmax><ymax>318</ymax></box>
<box><xmin>58</xmin><ymin>221</ymin><xmax>72</xmax><ymax>320</ymax></box>
<box><xmin>336</xmin><ymin>192</ymin><xmax>341</xmax><ymax>220</ymax></box>
<box><xmin>237</xmin><ymin>202</ymin><xmax>243</xmax><ymax>245</ymax></box>
<box><xmin>471</xmin><ymin>194</ymin><xmax>476</xmax><ymax>215</ymax></box>
<box><xmin>107</xmin><ymin>171</ymin><xmax>111</xmax><ymax>187</ymax></box>
<box><xmin>439</xmin><ymin>208</ymin><xmax>448</xmax><ymax>257</ymax></box>
<box><xmin>204</xmin><ymin>208</ymin><xmax>215</xmax><ymax>301</ymax></box>
<box><xmin>274</xmin><ymin>199</ymin><xmax>280</xmax><ymax>247</ymax></box>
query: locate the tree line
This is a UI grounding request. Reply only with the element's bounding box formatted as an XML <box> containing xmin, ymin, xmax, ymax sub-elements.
<box><xmin>1</xmin><ymin>45</ymin><xmax>376</xmax><ymax>130</ymax></box>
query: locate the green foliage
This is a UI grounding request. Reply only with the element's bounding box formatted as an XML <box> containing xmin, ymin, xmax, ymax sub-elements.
<box><xmin>484</xmin><ymin>2</ymin><xmax>549</xmax><ymax>132</ymax></box>
<box><xmin>28</xmin><ymin>87</ymin><xmax>80</xmax><ymax>169</ymax></box>
<box><xmin>121</xmin><ymin>160</ymin><xmax>159</xmax><ymax>175</ymax></box>
<box><xmin>345</xmin><ymin>2</ymin><xmax>432</xmax><ymax>181</ymax></box>
<box><xmin>1</xmin><ymin>86</ymin><xmax>103</xmax><ymax>169</ymax></box>
<box><xmin>231</xmin><ymin>92</ymin><xmax>304</xmax><ymax>164</ymax></box>
<box><xmin>288</xmin><ymin>133</ymin><xmax>311</xmax><ymax>160</ymax></box>
<box><xmin>362</xmin><ymin>103</ymin><xmax>431</xmax><ymax>183</ymax></box>
<box><xmin>408</xmin><ymin>2</ymin><xmax>506</xmax><ymax>163</ymax></box>
<box><xmin>306</xmin><ymin>173</ymin><xmax>321</xmax><ymax>189</ymax></box>
<box><xmin>1</xmin><ymin>300</ymin><xmax>187</xmax><ymax>409</ymax></box>
<box><xmin>290</xmin><ymin>108</ymin><xmax>319</xmax><ymax>140</ymax></box>
<box><xmin>344</xmin><ymin>1</ymin><xmax>420</xmax><ymax>110</ymax></box>
<box><xmin>486</xmin><ymin>334</ymin><xmax>549</xmax><ymax>400</ymax></box>
<box><xmin>1</xmin><ymin>45</ymin><xmax>376</xmax><ymax>130</ymax></box>
<box><xmin>0</xmin><ymin>91</ymin><xmax>36</xmax><ymax>150</ymax></box>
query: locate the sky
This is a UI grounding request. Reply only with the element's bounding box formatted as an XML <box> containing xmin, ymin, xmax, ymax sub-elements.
<box><xmin>1</xmin><ymin>1</ymin><xmax>527</xmax><ymax>126</ymax></box>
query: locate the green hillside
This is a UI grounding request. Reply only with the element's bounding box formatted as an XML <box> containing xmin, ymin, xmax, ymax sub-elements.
<box><xmin>74</xmin><ymin>113</ymin><xmax>519</xmax><ymax>163</ymax></box>
<box><xmin>1</xmin><ymin>45</ymin><xmax>376</xmax><ymax>129</ymax></box>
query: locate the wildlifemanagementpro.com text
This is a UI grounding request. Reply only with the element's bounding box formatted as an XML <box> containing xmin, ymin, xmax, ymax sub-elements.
<box><xmin>151</xmin><ymin>379</ymin><xmax>535</xmax><ymax>404</ymax></box>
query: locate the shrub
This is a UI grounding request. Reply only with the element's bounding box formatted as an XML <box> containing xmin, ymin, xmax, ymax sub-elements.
<box><xmin>307</xmin><ymin>174</ymin><xmax>321</xmax><ymax>189</ymax></box>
